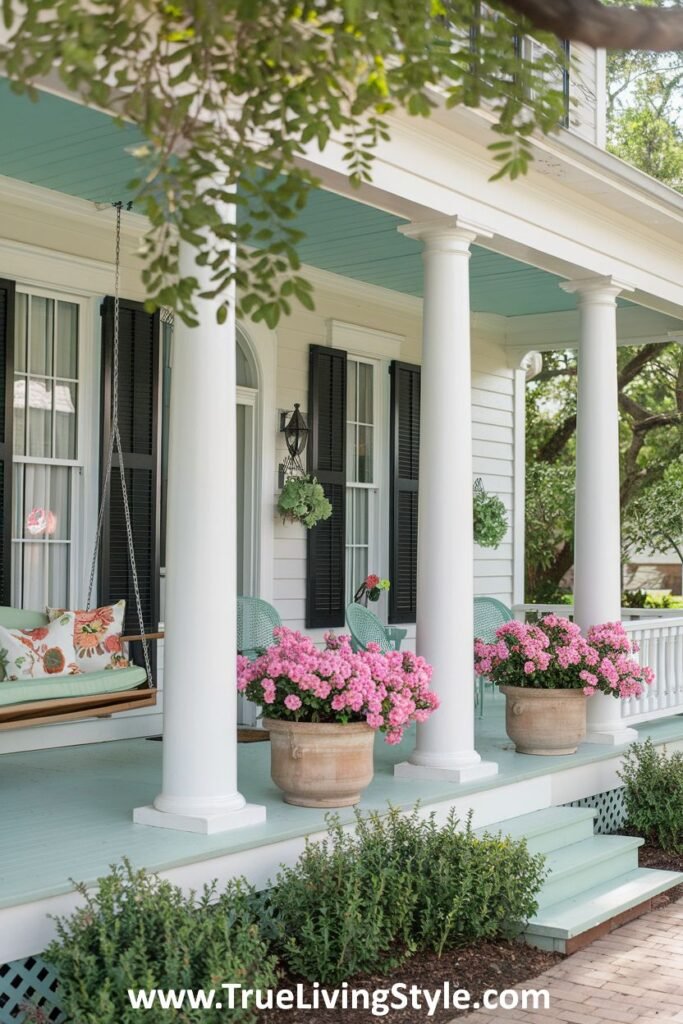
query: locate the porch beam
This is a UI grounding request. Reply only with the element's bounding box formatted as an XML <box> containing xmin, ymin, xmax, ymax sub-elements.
<box><xmin>395</xmin><ymin>217</ymin><xmax>498</xmax><ymax>783</ymax></box>
<box><xmin>134</xmin><ymin>232</ymin><xmax>266</xmax><ymax>833</ymax></box>
<box><xmin>561</xmin><ymin>275</ymin><xmax>638</xmax><ymax>745</ymax></box>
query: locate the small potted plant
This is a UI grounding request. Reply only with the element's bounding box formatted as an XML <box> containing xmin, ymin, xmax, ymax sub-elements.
<box><xmin>277</xmin><ymin>474</ymin><xmax>332</xmax><ymax>529</ymax></box>
<box><xmin>353</xmin><ymin>574</ymin><xmax>390</xmax><ymax>606</ymax></box>
<box><xmin>473</xmin><ymin>478</ymin><xmax>508</xmax><ymax>549</ymax></box>
<box><xmin>237</xmin><ymin>627</ymin><xmax>438</xmax><ymax>806</ymax></box>
<box><xmin>474</xmin><ymin>615</ymin><xmax>654</xmax><ymax>755</ymax></box>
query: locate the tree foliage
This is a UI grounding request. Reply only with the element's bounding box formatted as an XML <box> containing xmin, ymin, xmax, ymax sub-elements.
<box><xmin>526</xmin><ymin>344</ymin><xmax>683</xmax><ymax>600</ymax></box>
<box><xmin>1</xmin><ymin>0</ymin><xmax>570</xmax><ymax>326</ymax></box>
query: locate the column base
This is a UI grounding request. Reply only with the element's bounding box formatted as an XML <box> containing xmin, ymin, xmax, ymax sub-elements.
<box><xmin>133</xmin><ymin>802</ymin><xmax>266</xmax><ymax>835</ymax></box>
<box><xmin>583</xmin><ymin>725</ymin><xmax>638</xmax><ymax>747</ymax></box>
<box><xmin>394</xmin><ymin>758</ymin><xmax>498</xmax><ymax>784</ymax></box>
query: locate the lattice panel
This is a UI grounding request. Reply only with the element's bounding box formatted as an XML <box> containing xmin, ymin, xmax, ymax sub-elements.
<box><xmin>565</xmin><ymin>787</ymin><xmax>626</xmax><ymax>835</ymax></box>
<box><xmin>0</xmin><ymin>957</ymin><xmax>64</xmax><ymax>1024</ymax></box>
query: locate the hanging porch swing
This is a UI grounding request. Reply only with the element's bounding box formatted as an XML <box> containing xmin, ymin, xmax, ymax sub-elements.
<box><xmin>0</xmin><ymin>204</ymin><xmax>161</xmax><ymax>731</ymax></box>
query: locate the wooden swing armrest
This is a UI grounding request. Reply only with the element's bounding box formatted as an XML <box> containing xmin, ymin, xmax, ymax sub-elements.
<box><xmin>121</xmin><ymin>631</ymin><xmax>165</xmax><ymax>643</ymax></box>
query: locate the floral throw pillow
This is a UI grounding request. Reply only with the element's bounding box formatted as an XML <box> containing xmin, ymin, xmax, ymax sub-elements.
<box><xmin>47</xmin><ymin>601</ymin><xmax>129</xmax><ymax>672</ymax></box>
<box><xmin>0</xmin><ymin>614</ymin><xmax>82</xmax><ymax>681</ymax></box>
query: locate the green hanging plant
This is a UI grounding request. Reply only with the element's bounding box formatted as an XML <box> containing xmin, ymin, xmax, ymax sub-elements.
<box><xmin>473</xmin><ymin>478</ymin><xmax>508</xmax><ymax>549</ymax></box>
<box><xmin>278</xmin><ymin>474</ymin><xmax>333</xmax><ymax>529</ymax></box>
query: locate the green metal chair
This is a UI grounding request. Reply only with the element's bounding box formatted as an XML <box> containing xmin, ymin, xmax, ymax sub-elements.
<box><xmin>473</xmin><ymin>596</ymin><xmax>513</xmax><ymax>717</ymax></box>
<box><xmin>345</xmin><ymin>602</ymin><xmax>407</xmax><ymax>654</ymax></box>
<box><xmin>237</xmin><ymin>596</ymin><xmax>282</xmax><ymax>660</ymax></box>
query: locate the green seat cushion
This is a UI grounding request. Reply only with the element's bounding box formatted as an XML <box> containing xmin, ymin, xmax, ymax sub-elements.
<box><xmin>0</xmin><ymin>666</ymin><xmax>147</xmax><ymax>708</ymax></box>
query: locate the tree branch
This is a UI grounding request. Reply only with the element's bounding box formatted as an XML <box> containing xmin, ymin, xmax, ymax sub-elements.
<box><xmin>501</xmin><ymin>0</ymin><xmax>683</xmax><ymax>52</ymax></box>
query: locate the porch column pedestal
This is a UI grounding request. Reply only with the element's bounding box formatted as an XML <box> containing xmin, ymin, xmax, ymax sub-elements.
<box><xmin>561</xmin><ymin>276</ymin><xmax>637</xmax><ymax>746</ymax></box>
<box><xmin>134</xmin><ymin>237</ymin><xmax>266</xmax><ymax>834</ymax></box>
<box><xmin>394</xmin><ymin>218</ymin><xmax>498</xmax><ymax>783</ymax></box>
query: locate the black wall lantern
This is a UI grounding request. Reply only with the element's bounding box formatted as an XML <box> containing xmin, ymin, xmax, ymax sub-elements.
<box><xmin>279</xmin><ymin>403</ymin><xmax>309</xmax><ymax>486</ymax></box>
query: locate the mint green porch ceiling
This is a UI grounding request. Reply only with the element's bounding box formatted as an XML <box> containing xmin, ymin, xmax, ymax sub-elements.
<box><xmin>0</xmin><ymin>77</ymin><xmax>580</xmax><ymax>315</ymax></box>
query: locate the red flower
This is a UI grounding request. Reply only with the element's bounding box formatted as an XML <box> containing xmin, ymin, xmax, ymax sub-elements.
<box><xmin>366</xmin><ymin>574</ymin><xmax>380</xmax><ymax>589</ymax></box>
<box><xmin>22</xmin><ymin>627</ymin><xmax>49</xmax><ymax>641</ymax></box>
<box><xmin>104</xmin><ymin>634</ymin><xmax>122</xmax><ymax>654</ymax></box>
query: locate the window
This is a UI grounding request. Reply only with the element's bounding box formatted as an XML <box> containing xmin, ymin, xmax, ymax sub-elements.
<box><xmin>12</xmin><ymin>291</ymin><xmax>81</xmax><ymax>609</ymax></box>
<box><xmin>345</xmin><ymin>357</ymin><xmax>379</xmax><ymax>604</ymax></box>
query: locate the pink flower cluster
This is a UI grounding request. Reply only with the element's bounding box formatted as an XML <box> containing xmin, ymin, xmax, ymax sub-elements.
<box><xmin>237</xmin><ymin>627</ymin><xmax>438</xmax><ymax>744</ymax></box>
<box><xmin>474</xmin><ymin>614</ymin><xmax>654</xmax><ymax>700</ymax></box>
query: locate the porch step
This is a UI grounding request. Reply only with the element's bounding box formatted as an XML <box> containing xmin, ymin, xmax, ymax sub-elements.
<box><xmin>536</xmin><ymin>834</ymin><xmax>643</xmax><ymax>909</ymax></box>
<box><xmin>479</xmin><ymin>807</ymin><xmax>683</xmax><ymax>955</ymax></box>
<box><xmin>476</xmin><ymin>805</ymin><xmax>597</xmax><ymax>855</ymax></box>
<box><xmin>525</xmin><ymin>868</ymin><xmax>683</xmax><ymax>953</ymax></box>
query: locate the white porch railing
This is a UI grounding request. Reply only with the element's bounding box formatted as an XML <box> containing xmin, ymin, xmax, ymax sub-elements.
<box><xmin>621</xmin><ymin>617</ymin><xmax>683</xmax><ymax>724</ymax></box>
<box><xmin>512</xmin><ymin>604</ymin><xmax>683</xmax><ymax>726</ymax></box>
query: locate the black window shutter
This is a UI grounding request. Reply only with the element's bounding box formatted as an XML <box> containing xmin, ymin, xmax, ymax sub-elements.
<box><xmin>389</xmin><ymin>361</ymin><xmax>420</xmax><ymax>624</ymax></box>
<box><xmin>306</xmin><ymin>345</ymin><xmax>347</xmax><ymax>628</ymax></box>
<box><xmin>0</xmin><ymin>280</ymin><xmax>14</xmax><ymax>606</ymax></box>
<box><xmin>100</xmin><ymin>298</ymin><xmax>161</xmax><ymax>669</ymax></box>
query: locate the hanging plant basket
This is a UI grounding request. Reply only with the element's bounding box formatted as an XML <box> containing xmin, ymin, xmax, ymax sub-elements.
<box><xmin>473</xmin><ymin>478</ymin><xmax>508</xmax><ymax>549</ymax></box>
<box><xmin>278</xmin><ymin>474</ymin><xmax>332</xmax><ymax>529</ymax></box>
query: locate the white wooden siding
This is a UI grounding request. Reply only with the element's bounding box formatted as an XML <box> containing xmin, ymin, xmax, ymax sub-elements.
<box><xmin>569</xmin><ymin>43</ymin><xmax>605</xmax><ymax>147</ymax></box>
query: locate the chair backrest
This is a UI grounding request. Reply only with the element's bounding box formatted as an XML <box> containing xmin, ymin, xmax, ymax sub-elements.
<box><xmin>473</xmin><ymin>596</ymin><xmax>513</xmax><ymax>643</ymax></box>
<box><xmin>345</xmin><ymin>602</ymin><xmax>392</xmax><ymax>653</ymax></box>
<box><xmin>237</xmin><ymin>596</ymin><xmax>281</xmax><ymax>657</ymax></box>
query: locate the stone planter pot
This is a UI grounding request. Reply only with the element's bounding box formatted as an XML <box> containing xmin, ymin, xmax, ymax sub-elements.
<box><xmin>263</xmin><ymin>718</ymin><xmax>375</xmax><ymax>807</ymax></box>
<box><xmin>499</xmin><ymin>685</ymin><xmax>587</xmax><ymax>755</ymax></box>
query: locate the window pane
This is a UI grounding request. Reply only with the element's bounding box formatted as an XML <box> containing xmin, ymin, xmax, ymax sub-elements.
<box><xmin>48</xmin><ymin>544</ymin><xmax>70</xmax><ymax>607</ymax></box>
<box><xmin>357</xmin><ymin>425</ymin><xmax>373</xmax><ymax>483</ymax></box>
<box><xmin>13</xmin><ymin>377</ymin><xmax>26</xmax><ymax>456</ymax></box>
<box><xmin>346</xmin><ymin>422</ymin><xmax>357</xmax><ymax>483</ymax></box>
<box><xmin>14</xmin><ymin>293</ymin><xmax>27</xmax><ymax>372</ymax></box>
<box><xmin>29</xmin><ymin>296</ymin><xmax>53</xmax><ymax>376</ymax></box>
<box><xmin>353</xmin><ymin>547</ymin><xmax>368</xmax><ymax>593</ymax></box>
<box><xmin>19</xmin><ymin>465</ymin><xmax>69</xmax><ymax>540</ymax></box>
<box><xmin>358</xmin><ymin>362</ymin><xmax>373</xmax><ymax>423</ymax></box>
<box><xmin>54</xmin><ymin>382</ymin><xmax>77</xmax><ymax>459</ymax></box>
<box><xmin>11</xmin><ymin>541</ymin><xmax>23</xmax><ymax>607</ymax></box>
<box><xmin>55</xmin><ymin>302</ymin><xmax>78</xmax><ymax>379</ymax></box>
<box><xmin>347</xmin><ymin>360</ymin><xmax>357</xmax><ymax>423</ymax></box>
<box><xmin>27</xmin><ymin>379</ymin><xmax>52</xmax><ymax>457</ymax></box>
<box><xmin>12</xmin><ymin>464</ymin><xmax>23</xmax><ymax>538</ymax></box>
<box><xmin>354</xmin><ymin>488</ymin><xmax>369</xmax><ymax>544</ymax></box>
<box><xmin>19</xmin><ymin>543</ymin><xmax>48</xmax><ymax>610</ymax></box>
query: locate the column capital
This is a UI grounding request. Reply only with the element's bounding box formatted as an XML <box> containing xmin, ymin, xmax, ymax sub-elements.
<box><xmin>560</xmin><ymin>275</ymin><xmax>635</xmax><ymax>305</ymax></box>
<box><xmin>398</xmin><ymin>216</ymin><xmax>493</xmax><ymax>252</ymax></box>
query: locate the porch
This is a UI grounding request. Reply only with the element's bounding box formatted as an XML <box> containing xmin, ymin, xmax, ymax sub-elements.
<box><xmin>3</xmin><ymin>702</ymin><xmax>683</xmax><ymax>964</ymax></box>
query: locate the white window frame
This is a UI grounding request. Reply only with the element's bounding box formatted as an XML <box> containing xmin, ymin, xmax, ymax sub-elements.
<box><xmin>12</xmin><ymin>285</ymin><xmax>91</xmax><ymax>610</ymax></box>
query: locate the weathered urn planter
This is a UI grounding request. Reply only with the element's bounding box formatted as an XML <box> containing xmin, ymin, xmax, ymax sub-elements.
<box><xmin>264</xmin><ymin>718</ymin><xmax>375</xmax><ymax>807</ymax></box>
<box><xmin>500</xmin><ymin>685</ymin><xmax>587</xmax><ymax>755</ymax></box>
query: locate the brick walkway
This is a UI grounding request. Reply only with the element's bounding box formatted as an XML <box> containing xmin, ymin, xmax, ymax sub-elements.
<box><xmin>465</xmin><ymin>899</ymin><xmax>683</xmax><ymax>1024</ymax></box>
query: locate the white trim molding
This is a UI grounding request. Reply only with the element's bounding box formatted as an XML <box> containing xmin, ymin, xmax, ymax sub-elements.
<box><xmin>327</xmin><ymin>318</ymin><xmax>404</xmax><ymax>360</ymax></box>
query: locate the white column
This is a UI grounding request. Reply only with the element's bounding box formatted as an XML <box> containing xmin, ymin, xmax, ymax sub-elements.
<box><xmin>395</xmin><ymin>218</ymin><xmax>498</xmax><ymax>783</ymax></box>
<box><xmin>561</xmin><ymin>276</ymin><xmax>637</xmax><ymax>745</ymax></box>
<box><xmin>134</xmin><ymin>234</ymin><xmax>266</xmax><ymax>833</ymax></box>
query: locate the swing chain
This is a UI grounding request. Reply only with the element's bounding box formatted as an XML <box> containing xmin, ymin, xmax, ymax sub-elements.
<box><xmin>86</xmin><ymin>202</ymin><xmax>153</xmax><ymax>687</ymax></box>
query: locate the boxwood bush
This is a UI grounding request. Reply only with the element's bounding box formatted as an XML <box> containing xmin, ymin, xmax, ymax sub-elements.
<box><xmin>268</xmin><ymin>806</ymin><xmax>546</xmax><ymax>984</ymax></box>
<box><xmin>619</xmin><ymin>738</ymin><xmax>683</xmax><ymax>851</ymax></box>
<box><xmin>44</xmin><ymin>861</ymin><xmax>277</xmax><ymax>1023</ymax></box>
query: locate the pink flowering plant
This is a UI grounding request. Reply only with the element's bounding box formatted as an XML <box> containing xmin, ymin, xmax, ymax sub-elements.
<box><xmin>474</xmin><ymin>614</ymin><xmax>654</xmax><ymax>699</ymax></box>
<box><xmin>237</xmin><ymin>627</ymin><xmax>438</xmax><ymax>744</ymax></box>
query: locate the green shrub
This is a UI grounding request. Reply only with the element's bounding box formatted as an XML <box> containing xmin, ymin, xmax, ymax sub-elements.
<box><xmin>268</xmin><ymin>807</ymin><xmax>546</xmax><ymax>984</ymax></box>
<box><xmin>473</xmin><ymin>479</ymin><xmax>508</xmax><ymax>549</ymax></box>
<box><xmin>45</xmin><ymin>860</ymin><xmax>277</xmax><ymax>1023</ymax></box>
<box><xmin>619</xmin><ymin>738</ymin><xmax>683</xmax><ymax>852</ymax></box>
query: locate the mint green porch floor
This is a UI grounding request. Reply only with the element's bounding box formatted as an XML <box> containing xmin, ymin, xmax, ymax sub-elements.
<box><xmin>2</xmin><ymin>699</ymin><xmax>683</xmax><ymax>910</ymax></box>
